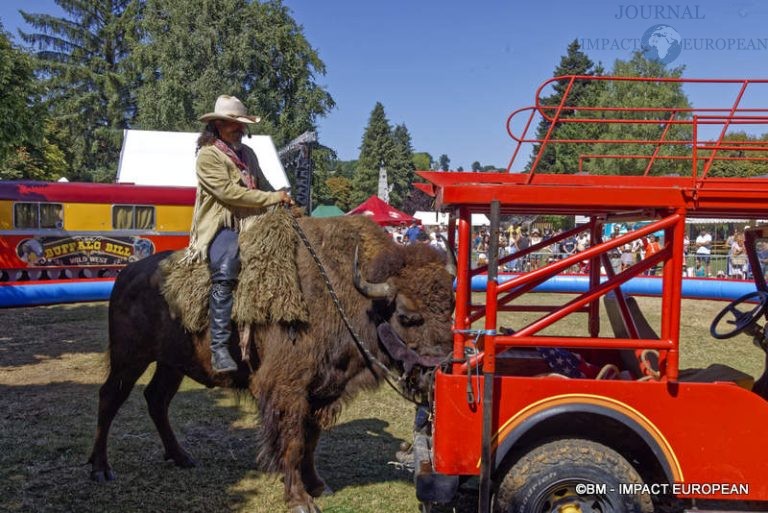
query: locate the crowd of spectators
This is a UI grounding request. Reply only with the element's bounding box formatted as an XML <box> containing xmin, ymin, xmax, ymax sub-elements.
<box><xmin>385</xmin><ymin>220</ymin><xmax>448</xmax><ymax>252</ymax></box>
<box><xmin>471</xmin><ymin>224</ymin><xmax>591</xmax><ymax>272</ymax></box>
<box><xmin>467</xmin><ymin>222</ymin><xmax>759</xmax><ymax>280</ymax></box>
<box><xmin>381</xmin><ymin>218</ymin><xmax>760</xmax><ymax>281</ymax></box>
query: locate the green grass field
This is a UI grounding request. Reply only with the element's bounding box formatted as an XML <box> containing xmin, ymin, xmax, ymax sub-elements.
<box><xmin>0</xmin><ymin>295</ymin><xmax>764</xmax><ymax>513</ymax></box>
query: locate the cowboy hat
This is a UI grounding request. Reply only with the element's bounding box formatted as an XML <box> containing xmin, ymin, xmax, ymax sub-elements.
<box><xmin>199</xmin><ymin>95</ymin><xmax>261</xmax><ymax>124</ymax></box>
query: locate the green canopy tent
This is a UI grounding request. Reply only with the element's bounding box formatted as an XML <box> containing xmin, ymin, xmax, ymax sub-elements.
<box><xmin>311</xmin><ymin>204</ymin><xmax>344</xmax><ymax>218</ymax></box>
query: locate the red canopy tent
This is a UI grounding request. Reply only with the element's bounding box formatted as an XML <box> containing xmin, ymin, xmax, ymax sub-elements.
<box><xmin>346</xmin><ymin>195</ymin><xmax>418</xmax><ymax>226</ymax></box>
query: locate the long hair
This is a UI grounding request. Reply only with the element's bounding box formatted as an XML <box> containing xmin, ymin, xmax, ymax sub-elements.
<box><xmin>196</xmin><ymin>122</ymin><xmax>220</xmax><ymax>153</ymax></box>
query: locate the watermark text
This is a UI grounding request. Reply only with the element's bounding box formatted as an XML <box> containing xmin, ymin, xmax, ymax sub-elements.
<box><xmin>614</xmin><ymin>4</ymin><xmax>706</xmax><ymax>20</ymax></box>
<box><xmin>575</xmin><ymin>482</ymin><xmax>750</xmax><ymax>496</ymax></box>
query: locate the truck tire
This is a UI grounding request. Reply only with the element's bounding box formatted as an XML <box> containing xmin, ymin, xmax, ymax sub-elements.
<box><xmin>494</xmin><ymin>438</ymin><xmax>654</xmax><ymax>513</ymax></box>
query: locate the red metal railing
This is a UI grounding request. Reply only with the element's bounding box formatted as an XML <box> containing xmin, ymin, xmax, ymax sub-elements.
<box><xmin>457</xmin><ymin>214</ymin><xmax>683</xmax><ymax>377</ymax></box>
<box><xmin>439</xmin><ymin>76</ymin><xmax>768</xmax><ymax>380</ymax></box>
<box><xmin>505</xmin><ymin>76</ymin><xmax>768</xmax><ymax>184</ymax></box>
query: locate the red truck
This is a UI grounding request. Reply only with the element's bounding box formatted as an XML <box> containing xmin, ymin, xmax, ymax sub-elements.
<box><xmin>412</xmin><ymin>76</ymin><xmax>768</xmax><ymax>513</ymax></box>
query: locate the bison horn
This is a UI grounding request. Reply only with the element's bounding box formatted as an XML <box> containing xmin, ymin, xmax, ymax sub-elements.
<box><xmin>439</xmin><ymin>235</ymin><xmax>457</xmax><ymax>278</ymax></box>
<box><xmin>353</xmin><ymin>246</ymin><xmax>394</xmax><ymax>299</ymax></box>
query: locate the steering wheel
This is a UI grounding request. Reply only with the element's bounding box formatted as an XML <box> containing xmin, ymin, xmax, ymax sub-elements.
<box><xmin>710</xmin><ymin>290</ymin><xmax>768</xmax><ymax>340</ymax></box>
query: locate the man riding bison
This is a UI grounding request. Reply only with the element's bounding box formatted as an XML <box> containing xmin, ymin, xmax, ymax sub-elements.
<box><xmin>88</xmin><ymin>97</ymin><xmax>456</xmax><ymax>513</ymax></box>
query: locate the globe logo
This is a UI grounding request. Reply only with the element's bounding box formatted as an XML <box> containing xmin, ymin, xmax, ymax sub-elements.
<box><xmin>641</xmin><ymin>24</ymin><xmax>682</xmax><ymax>64</ymax></box>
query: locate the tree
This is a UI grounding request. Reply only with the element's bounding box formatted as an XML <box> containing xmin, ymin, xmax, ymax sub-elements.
<box><xmin>19</xmin><ymin>0</ymin><xmax>334</xmax><ymax>181</ymax></box>
<box><xmin>325</xmin><ymin>176</ymin><xmax>353</xmax><ymax>211</ymax></box>
<box><xmin>20</xmin><ymin>0</ymin><xmax>142</xmax><ymax>181</ymax></box>
<box><xmin>134</xmin><ymin>0</ymin><xmax>334</xmax><ymax>148</ymax></box>
<box><xmin>0</xmin><ymin>25</ymin><xmax>65</xmax><ymax>180</ymax></box>
<box><xmin>0</xmin><ymin>25</ymin><xmax>40</xmax><ymax>168</ymax></box>
<box><xmin>527</xmin><ymin>44</ymin><xmax>693</xmax><ymax>177</ymax></box>
<box><xmin>471</xmin><ymin>161</ymin><xmax>482</xmax><ymax>172</ymax></box>
<box><xmin>337</xmin><ymin>159</ymin><xmax>357</xmax><ymax>179</ymax></box>
<box><xmin>412</xmin><ymin>152</ymin><xmax>432</xmax><ymax>171</ymax></box>
<box><xmin>526</xmin><ymin>40</ymin><xmax>603</xmax><ymax>173</ymax></box>
<box><xmin>350</xmin><ymin>105</ymin><xmax>418</xmax><ymax>209</ymax></box>
<box><xmin>705</xmin><ymin>132</ymin><xmax>768</xmax><ymax>177</ymax></box>
<box><xmin>351</xmin><ymin>102</ymin><xmax>395</xmax><ymax>205</ymax></box>
<box><xmin>388</xmin><ymin>124</ymin><xmax>416</xmax><ymax>207</ymax></box>
<box><xmin>310</xmin><ymin>148</ymin><xmax>360</xmax><ymax>211</ymax></box>
<box><xmin>588</xmin><ymin>52</ymin><xmax>691</xmax><ymax>176</ymax></box>
<box><xmin>438</xmin><ymin>154</ymin><xmax>450</xmax><ymax>171</ymax></box>
<box><xmin>0</xmin><ymin>129</ymin><xmax>68</xmax><ymax>181</ymax></box>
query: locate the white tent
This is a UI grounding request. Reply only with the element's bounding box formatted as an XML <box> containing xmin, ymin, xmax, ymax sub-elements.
<box><xmin>413</xmin><ymin>211</ymin><xmax>449</xmax><ymax>226</ymax></box>
<box><xmin>116</xmin><ymin>129</ymin><xmax>290</xmax><ymax>189</ymax></box>
<box><xmin>412</xmin><ymin>211</ymin><xmax>490</xmax><ymax>226</ymax></box>
<box><xmin>472</xmin><ymin>214</ymin><xmax>490</xmax><ymax>226</ymax></box>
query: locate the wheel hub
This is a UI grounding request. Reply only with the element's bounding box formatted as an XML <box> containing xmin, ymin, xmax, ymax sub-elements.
<box><xmin>538</xmin><ymin>484</ymin><xmax>608</xmax><ymax>513</ymax></box>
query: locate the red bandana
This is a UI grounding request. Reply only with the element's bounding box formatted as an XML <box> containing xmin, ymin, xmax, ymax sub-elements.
<box><xmin>214</xmin><ymin>139</ymin><xmax>257</xmax><ymax>189</ymax></box>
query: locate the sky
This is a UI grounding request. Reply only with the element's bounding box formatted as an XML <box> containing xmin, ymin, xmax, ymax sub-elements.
<box><xmin>2</xmin><ymin>0</ymin><xmax>768</xmax><ymax>171</ymax></box>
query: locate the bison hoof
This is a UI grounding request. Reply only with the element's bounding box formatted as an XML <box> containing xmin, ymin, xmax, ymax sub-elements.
<box><xmin>289</xmin><ymin>504</ymin><xmax>322</xmax><ymax>513</ymax></box>
<box><xmin>90</xmin><ymin>469</ymin><xmax>116</xmax><ymax>482</ymax></box>
<box><xmin>164</xmin><ymin>451</ymin><xmax>198</xmax><ymax>468</ymax></box>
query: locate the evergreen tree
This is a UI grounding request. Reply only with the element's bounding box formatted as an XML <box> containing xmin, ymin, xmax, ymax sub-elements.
<box><xmin>134</xmin><ymin>0</ymin><xmax>333</xmax><ymax>148</ymax></box>
<box><xmin>20</xmin><ymin>0</ymin><xmax>142</xmax><ymax>181</ymax></box>
<box><xmin>388</xmin><ymin>124</ymin><xmax>416</xmax><ymax>208</ymax></box>
<box><xmin>351</xmin><ymin>102</ymin><xmax>394</xmax><ymax>205</ymax></box>
<box><xmin>438</xmin><ymin>154</ymin><xmax>450</xmax><ymax>171</ymax></box>
<box><xmin>526</xmin><ymin>40</ymin><xmax>602</xmax><ymax>173</ymax></box>
<box><xmin>337</xmin><ymin>159</ymin><xmax>357</xmax><ymax>179</ymax></box>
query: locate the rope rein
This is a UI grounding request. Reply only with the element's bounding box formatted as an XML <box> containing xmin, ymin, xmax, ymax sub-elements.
<box><xmin>289</xmin><ymin>215</ymin><xmax>422</xmax><ymax>405</ymax></box>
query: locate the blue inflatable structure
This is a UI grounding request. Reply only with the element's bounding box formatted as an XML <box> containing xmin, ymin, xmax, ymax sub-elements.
<box><xmin>0</xmin><ymin>280</ymin><xmax>114</xmax><ymax>308</ymax></box>
<box><xmin>470</xmin><ymin>274</ymin><xmax>756</xmax><ymax>301</ymax></box>
<box><xmin>0</xmin><ymin>274</ymin><xmax>757</xmax><ymax>309</ymax></box>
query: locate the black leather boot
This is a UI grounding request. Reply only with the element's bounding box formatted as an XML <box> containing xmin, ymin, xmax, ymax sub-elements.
<box><xmin>209</xmin><ymin>280</ymin><xmax>238</xmax><ymax>373</ymax></box>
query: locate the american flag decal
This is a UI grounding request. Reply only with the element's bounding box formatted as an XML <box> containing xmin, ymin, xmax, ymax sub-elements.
<box><xmin>537</xmin><ymin>348</ymin><xmax>598</xmax><ymax>378</ymax></box>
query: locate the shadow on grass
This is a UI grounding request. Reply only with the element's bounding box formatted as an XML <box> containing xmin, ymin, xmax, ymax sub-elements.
<box><xmin>0</xmin><ymin>302</ymin><xmax>109</xmax><ymax>367</ymax></box>
<box><xmin>1</xmin><ymin>378</ymin><xmax>277</xmax><ymax>513</ymax></box>
<box><xmin>317</xmin><ymin>417</ymin><xmax>409</xmax><ymax>492</ymax></box>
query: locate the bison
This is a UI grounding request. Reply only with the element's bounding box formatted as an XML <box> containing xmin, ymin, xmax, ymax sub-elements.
<box><xmin>88</xmin><ymin>215</ymin><xmax>455</xmax><ymax>513</ymax></box>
